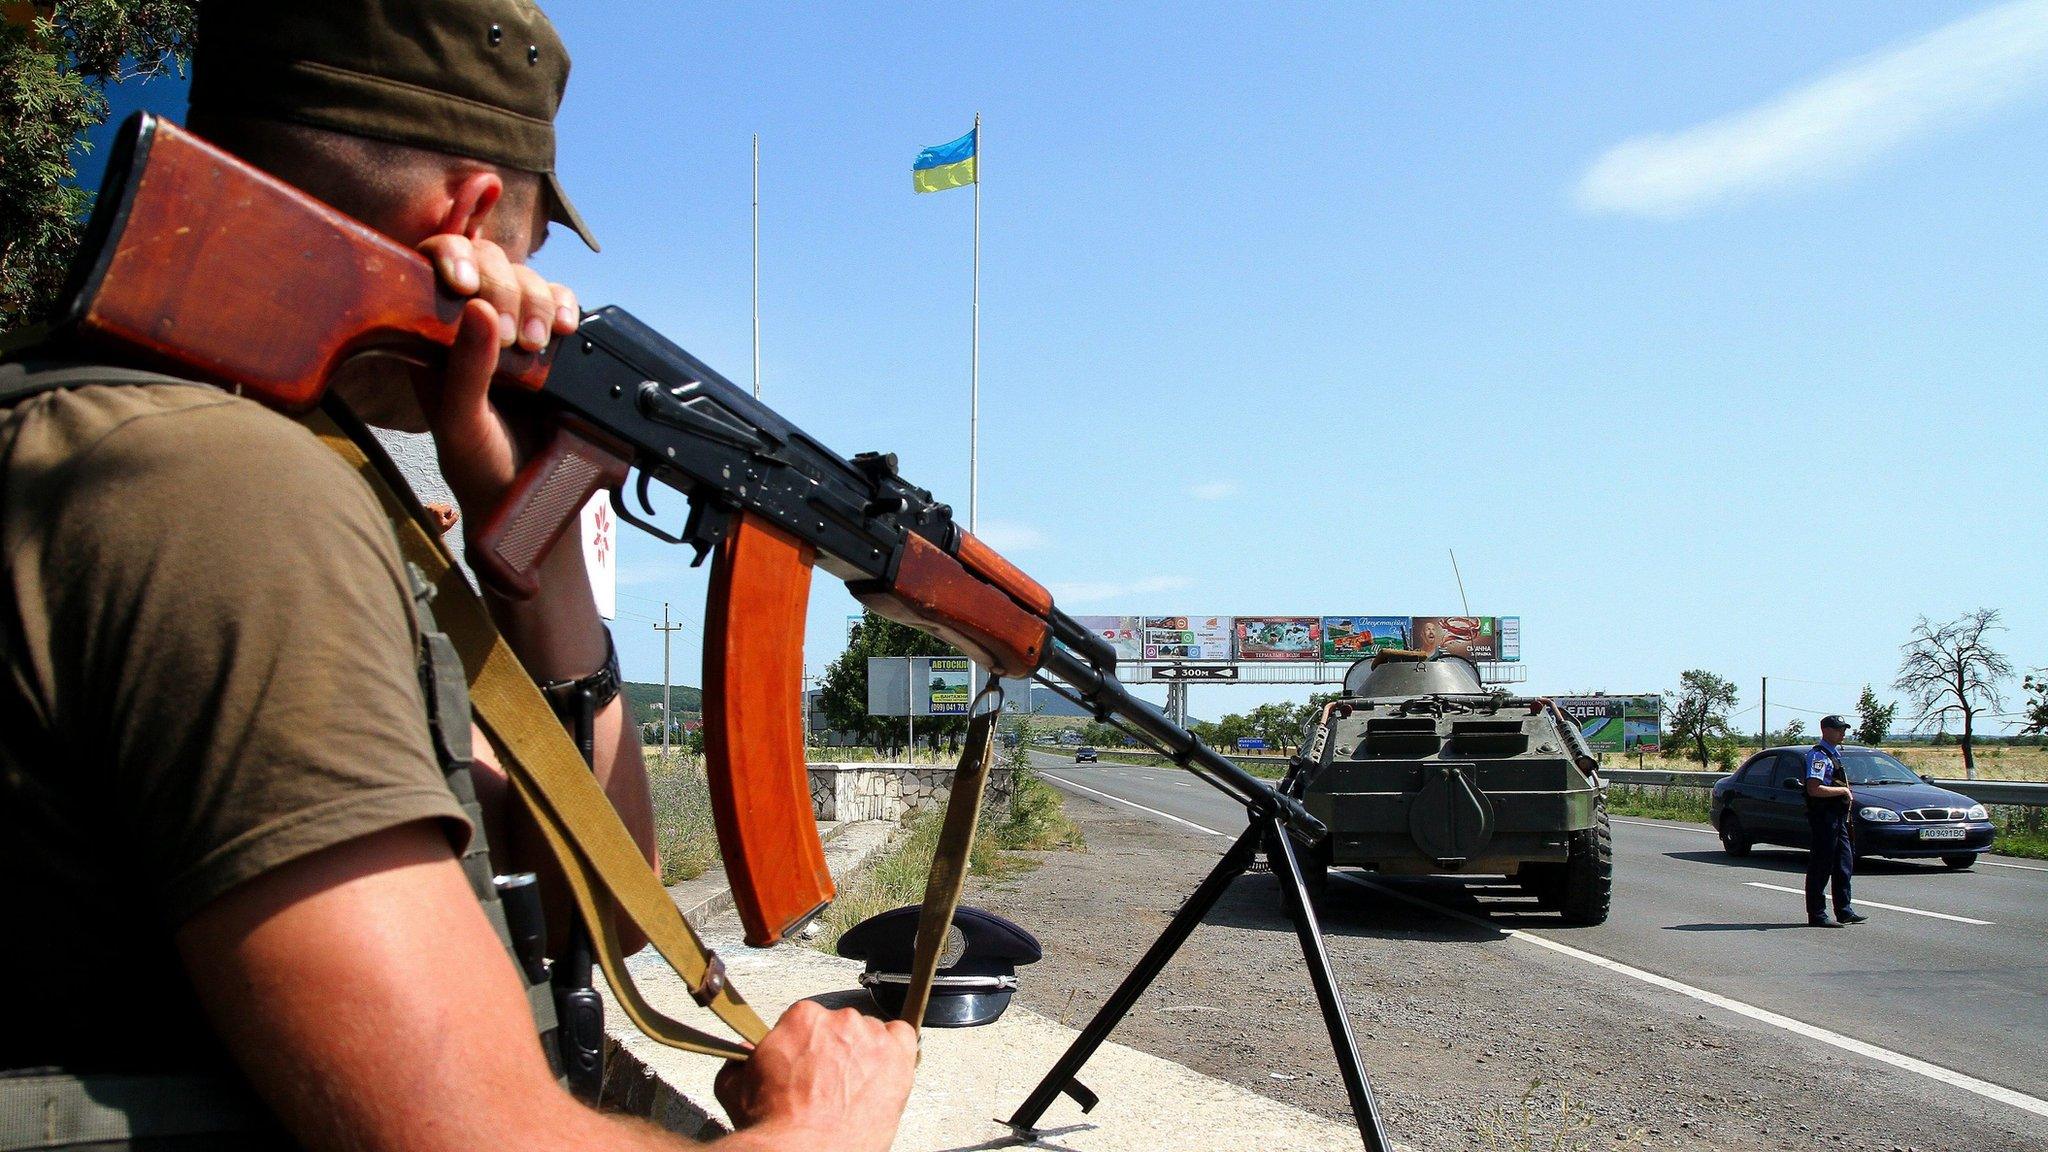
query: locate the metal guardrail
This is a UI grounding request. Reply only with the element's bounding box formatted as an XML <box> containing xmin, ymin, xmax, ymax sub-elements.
<box><xmin>1602</xmin><ymin>767</ymin><xmax>2048</xmax><ymax>808</ymax></box>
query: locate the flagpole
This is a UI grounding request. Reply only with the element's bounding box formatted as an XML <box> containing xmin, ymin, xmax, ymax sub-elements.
<box><xmin>970</xmin><ymin>112</ymin><xmax>982</xmax><ymax>704</ymax></box>
<box><xmin>970</xmin><ymin>111</ymin><xmax>981</xmax><ymax>534</ymax></box>
<box><xmin>753</xmin><ymin>132</ymin><xmax>761</xmax><ymax>400</ymax></box>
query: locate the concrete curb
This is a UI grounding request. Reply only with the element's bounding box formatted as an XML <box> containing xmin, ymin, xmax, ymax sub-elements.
<box><xmin>604</xmin><ymin>821</ymin><xmax>1381</xmax><ymax>1150</ymax></box>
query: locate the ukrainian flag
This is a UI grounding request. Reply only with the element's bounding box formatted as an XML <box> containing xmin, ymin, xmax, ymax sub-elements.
<box><xmin>913</xmin><ymin>128</ymin><xmax>977</xmax><ymax>193</ymax></box>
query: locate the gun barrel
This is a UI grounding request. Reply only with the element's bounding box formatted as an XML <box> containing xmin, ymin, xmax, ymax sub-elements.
<box><xmin>1037</xmin><ymin>644</ymin><xmax>1326</xmax><ymax>841</ymax></box>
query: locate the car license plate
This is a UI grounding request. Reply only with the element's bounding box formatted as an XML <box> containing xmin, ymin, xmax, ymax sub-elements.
<box><xmin>1919</xmin><ymin>827</ymin><xmax>1966</xmax><ymax>841</ymax></box>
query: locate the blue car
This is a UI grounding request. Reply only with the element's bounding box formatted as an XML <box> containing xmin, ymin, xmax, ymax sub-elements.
<box><xmin>1710</xmin><ymin>745</ymin><xmax>1996</xmax><ymax>870</ymax></box>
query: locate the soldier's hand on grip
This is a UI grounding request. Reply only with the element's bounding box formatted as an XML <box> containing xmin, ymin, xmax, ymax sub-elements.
<box><xmin>713</xmin><ymin>1000</ymin><xmax>918</xmax><ymax>1152</ymax></box>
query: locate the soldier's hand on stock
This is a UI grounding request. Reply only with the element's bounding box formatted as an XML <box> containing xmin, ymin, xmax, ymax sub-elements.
<box><xmin>412</xmin><ymin>233</ymin><xmax>580</xmax><ymax>524</ymax></box>
<box><xmin>714</xmin><ymin>1000</ymin><xmax>919</xmax><ymax>1152</ymax></box>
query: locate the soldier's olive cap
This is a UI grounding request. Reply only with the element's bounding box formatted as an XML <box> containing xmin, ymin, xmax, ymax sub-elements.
<box><xmin>188</xmin><ymin>0</ymin><xmax>598</xmax><ymax>251</ymax></box>
<box><xmin>1820</xmin><ymin>714</ymin><xmax>1850</xmax><ymax>730</ymax></box>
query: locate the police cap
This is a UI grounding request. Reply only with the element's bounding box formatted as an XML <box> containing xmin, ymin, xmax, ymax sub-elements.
<box><xmin>1820</xmin><ymin>715</ymin><xmax>1850</xmax><ymax>731</ymax></box>
<box><xmin>836</xmin><ymin>905</ymin><xmax>1041</xmax><ymax>1028</ymax></box>
<box><xmin>188</xmin><ymin>0</ymin><xmax>598</xmax><ymax>250</ymax></box>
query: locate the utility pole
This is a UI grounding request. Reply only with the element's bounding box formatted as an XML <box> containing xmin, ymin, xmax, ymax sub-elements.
<box><xmin>654</xmin><ymin>602</ymin><xmax>687</xmax><ymax>765</ymax></box>
<box><xmin>1760</xmin><ymin>676</ymin><xmax>1768</xmax><ymax>748</ymax></box>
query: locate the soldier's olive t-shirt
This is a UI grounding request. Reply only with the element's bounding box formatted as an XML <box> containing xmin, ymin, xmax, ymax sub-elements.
<box><xmin>0</xmin><ymin>376</ymin><xmax>470</xmax><ymax>1073</ymax></box>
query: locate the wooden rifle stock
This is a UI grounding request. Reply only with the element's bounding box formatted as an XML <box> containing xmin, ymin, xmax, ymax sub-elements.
<box><xmin>55</xmin><ymin>114</ymin><xmax>550</xmax><ymax>406</ymax></box>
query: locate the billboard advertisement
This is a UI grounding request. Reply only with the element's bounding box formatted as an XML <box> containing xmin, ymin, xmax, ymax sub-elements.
<box><xmin>1070</xmin><ymin>616</ymin><xmax>1144</xmax><ymax>663</ymax></box>
<box><xmin>1557</xmin><ymin>696</ymin><xmax>1662</xmax><ymax>753</ymax></box>
<box><xmin>927</xmin><ymin>657</ymin><xmax>973</xmax><ymax>715</ymax></box>
<box><xmin>1411</xmin><ymin>616</ymin><xmax>1499</xmax><ymax>662</ymax></box>
<box><xmin>1234</xmin><ymin>616</ymin><xmax>1322</xmax><ymax>661</ymax></box>
<box><xmin>1142</xmin><ymin>615</ymin><xmax>1232</xmax><ymax>661</ymax></box>
<box><xmin>867</xmin><ymin>656</ymin><xmax>976</xmax><ymax>716</ymax></box>
<box><xmin>1321</xmin><ymin>616</ymin><xmax>1412</xmax><ymax>661</ymax></box>
<box><xmin>1499</xmin><ymin>616</ymin><xmax>1521</xmax><ymax>662</ymax></box>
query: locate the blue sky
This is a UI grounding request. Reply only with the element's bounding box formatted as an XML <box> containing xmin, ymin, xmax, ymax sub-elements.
<box><xmin>97</xmin><ymin>2</ymin><xmax>2048</xmax><ymax>729</ymax></box>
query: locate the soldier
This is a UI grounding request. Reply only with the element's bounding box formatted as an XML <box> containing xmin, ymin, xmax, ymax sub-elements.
<box><xmin>1803</xmin><ymin>715</ymin><xmax>1868</xmax><ymax>927</ymax></box>
<box><xmin>0</xmin><ymin>1</ymin><xmax>916</xmax><ymax>1148</ymax></box>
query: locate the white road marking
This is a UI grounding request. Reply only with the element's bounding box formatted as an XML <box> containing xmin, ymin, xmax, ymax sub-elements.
<box><xmin>1174</xmin><ymin>781</ymin><xmax>1192</xmax><ymax>788</ymax></box>
<box><xmin>1334</xmin><ymin>872</ymin><xmax>2048</xmax><ymax>1122</ymax></box>
<box><xmin>1743</xmin><ymin>882</ymin><xmax>1993</xmax><ymax>926</ymax></box>
<box><xmin>1058</xmin><ymin>770</ymin><xmax>2048</xmax><ymax>1121</ymax></box>
<box><xmin>1040</xmin><ymin>772</ymin><xmax>1233</xmax><ymax>839</ymax></box>
<box><xmin>1611</xmin><ymin>815</ymin><xmax>2046</xmax><ymax>874</ymax></box>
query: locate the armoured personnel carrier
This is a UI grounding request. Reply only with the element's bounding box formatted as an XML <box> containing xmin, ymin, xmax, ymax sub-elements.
<box><xmin>1279</xmin><ymin>650</ymin><xmax>1612</xmax><ymax>924</ymax></box>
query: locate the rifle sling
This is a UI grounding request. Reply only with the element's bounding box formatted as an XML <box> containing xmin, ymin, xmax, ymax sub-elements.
<box><xmin>899</xmin><ymin>694</ymin><xmax>1000</xmax><ymax>1030</ymax></box>
<box><xmin>303</xmin><ymin>401</ymin><xmax>767</xmax><ymax>1060</ymax></box>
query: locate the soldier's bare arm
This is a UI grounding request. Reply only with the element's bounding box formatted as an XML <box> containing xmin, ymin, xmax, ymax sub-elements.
<box><xmin>176</xmin><ymin>821</ymin><xmax>916</xmax><ymax>1151</ymax></box>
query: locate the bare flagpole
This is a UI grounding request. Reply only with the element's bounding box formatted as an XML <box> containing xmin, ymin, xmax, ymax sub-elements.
<box><xmin>753</xmin><ymin>132</ymin><xmax>761</xmax><ymax>400</ymax></box>
<box><xmin>970</xmin><ymin>111</ymin><xmax>981</xmax><ymax>534</ymax></box>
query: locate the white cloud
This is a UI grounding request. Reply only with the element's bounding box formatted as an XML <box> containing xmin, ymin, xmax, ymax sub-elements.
<box><xmin>1575</xmin><ymin>0</ymin><xmax>2048</xmax><ymax>217</ymax></box>
<box><xmin>1048</xmin><ymin>575</ymin><xmax>1194</xmax><ymax>605</ymax></box>
<box><xmin>972</xmin><ymin>520</ymin><xmax>1048</xmax><ymax>553</ymax></box>
<box><xmin>1187</xmin><ymin>480</ymin><xmax>1239</xmax><ymax>501</ymax></box>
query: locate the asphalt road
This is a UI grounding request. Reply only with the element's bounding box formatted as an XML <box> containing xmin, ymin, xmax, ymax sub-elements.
<box><xmin>1029</xmin><ymin>752</ymin><xmax>2048</xmax><ymax>1120</ymax></box>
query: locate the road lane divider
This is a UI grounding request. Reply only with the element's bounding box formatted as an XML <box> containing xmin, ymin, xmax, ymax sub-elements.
<box><xmin>1333</xmin><ymin>872</ymin><xmax>2048</xmax><ymax>1123</ymax></box>
<box><xmin>1742</xmin><ymin>882</ymin><xmax>1992</xmax><ymax>925</ymax></box>
<box><xmin>1040</xmin><ymin>771</ymin><xmax>1234</xmax><ymax>840</ymax></box>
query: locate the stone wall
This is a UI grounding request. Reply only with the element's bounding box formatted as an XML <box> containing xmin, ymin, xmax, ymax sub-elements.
<box><xmin>807</xmin><ymin>762</ymin><xmax>1015</xmax><ymax>824</ymax></box>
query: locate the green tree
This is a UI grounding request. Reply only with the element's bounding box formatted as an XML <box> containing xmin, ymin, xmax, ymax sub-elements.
<box><xmin>1247</xmin><ymin>701</ymin><xmax>1303</xmax><ymax>754</ymax></box>
<box><xmin>1854</xmin><ymin>684</ymin><xmax>1897</xmax><ymax>746</ymax></box>
<box><xmin>1078</xmin><ymin>721</ymin><xmax>1124</xmax><ymax>748</ymax></box>
<box><xmin>1667</xmin><ymin>670</ymin><xmax>1738</xmax><ymax>770</ymax></box>
<box><xmin>2</xmin><ymin>2</ymin><xmax>199</xmax><ymax>332</ymax></box>
<box><xmin>817</xmin><ymin>611</ymin><xmax>964</xmax><ymax>753</ymax></box>
<box><xmin>2019</xmin><ymin>670</ymin><xmax>2048</xmax><ymax>744</ymax></box>
<box><xmin>1893</xmin><ymin>609</ymin><xmax>2012</xmax><ymax>780</ymax></box>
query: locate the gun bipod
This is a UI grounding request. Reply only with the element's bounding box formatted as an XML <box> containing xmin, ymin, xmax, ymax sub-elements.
<box><xmin>1003</xmin><ymin>805</ymin><xmax>1392</xmax><ymax>1151</ymax></box>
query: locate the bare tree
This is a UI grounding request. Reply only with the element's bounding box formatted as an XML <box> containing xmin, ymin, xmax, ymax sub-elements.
<box><xmin>1892</xmin><ymin>609</ymin><xmax>2013</xmax><ymax>779</ymax></box>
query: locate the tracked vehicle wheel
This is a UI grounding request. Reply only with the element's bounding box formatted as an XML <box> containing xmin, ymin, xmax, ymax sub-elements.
<box><xmin>1557</xmin><ymin>805</ymin><xmax>1613</xmax><ymax>926</ymax></box>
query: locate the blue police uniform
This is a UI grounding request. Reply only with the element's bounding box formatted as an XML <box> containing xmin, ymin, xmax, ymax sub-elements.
<box><xmin>1804</xmin><ymin>741</ymin><xmax>1859</xmax><ymax>924</ymax></box>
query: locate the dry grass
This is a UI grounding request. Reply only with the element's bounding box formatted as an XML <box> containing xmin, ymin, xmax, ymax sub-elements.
<box><xmin>644</xmin><ymin>749</ymin><xmax>719</xmax><ymax>885</ymax></box>
<box><xmin>1477</xmin><ymin>1080</ymin><xmax>1645</xmax><ymax>1152</ymax></box>
<box><xmin>1623</xmin><ymin>743</ymin><xmax>2048</xmax><ymax>782</ymax></box>
<box><xmin>808</xmin><ymin>770</ymin><xmax>1083</xmax><ymax>954</ymax></box>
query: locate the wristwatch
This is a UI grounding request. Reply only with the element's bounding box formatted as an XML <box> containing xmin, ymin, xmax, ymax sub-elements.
<box><xmin>536</xmin><ymin>627</ymin><xmax>622</xmax><ymax>713</ymax></box>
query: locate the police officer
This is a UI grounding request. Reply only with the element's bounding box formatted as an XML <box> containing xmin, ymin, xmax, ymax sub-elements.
<box><xmin>1803</xmin><ymin>715</ymin><xmax>1868</xmax><ymax>927</ymax></box>
<box><xmin>0</xmin><ymin>1</ymin><xmax>915</xmax><ymax>1148</ymax></box>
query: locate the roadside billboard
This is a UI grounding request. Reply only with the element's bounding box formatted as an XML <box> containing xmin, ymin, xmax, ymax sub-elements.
<box><xmin>1411</xmin><ymin>616</ymin><xmax>1499</xmax><ymax>662</ymax></box>
<box><xmin>1070</xmin><ymin>616</ymin><xmax>1144</xmax><ymax>663</ymax></box>
<box><xmin>1234</xmin><ymin>616</ymin><xmax>1322</xmax><ymax>661</ymax></box>
<box><xmin>1142</xmin><ymin>615</ymin><xmax>1232</xmax><ymax>661</ymax></box>
<box><xmin>1499</xmin><ymin>616</ymin><xmax>1521</xmax><ymax>662</ymax></box>
<box><xmin>1321</xmin><ymin>616</ymin><xmax>1411</xmax><ymax>661</ymax></box>
<box><xmin>927</xmin><ymin>657</ymin><xmax>972</xmax><ymax>715</ymax></box>
<box><xmin>1556</xmin><ymin>695</ymin><xmax>1663</xmax><ymax>753</ymax></box>
<box><xmin>867</xmin><ymin>656</ymin><xmax>977</xmax><ymax>716</ymax></box>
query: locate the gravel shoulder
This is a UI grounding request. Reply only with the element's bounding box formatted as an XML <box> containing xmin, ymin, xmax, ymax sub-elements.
<box><xmin>964</xmin><ymin>790</ymin><xmax>2048</xmax><ymax>1152</ymax></box>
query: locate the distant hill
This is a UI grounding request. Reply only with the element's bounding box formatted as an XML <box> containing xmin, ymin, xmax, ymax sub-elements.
<box><xmin>624</xmin><ymin>680</ymin><xmax>702</xmax><ymax>725</ymax></box>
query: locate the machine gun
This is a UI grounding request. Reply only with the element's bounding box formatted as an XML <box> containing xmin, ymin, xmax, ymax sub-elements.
<box><xmin>33</xmin><ymin>113</ymin><xmax>1391</xmax><ymax>1150</ymax></box>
